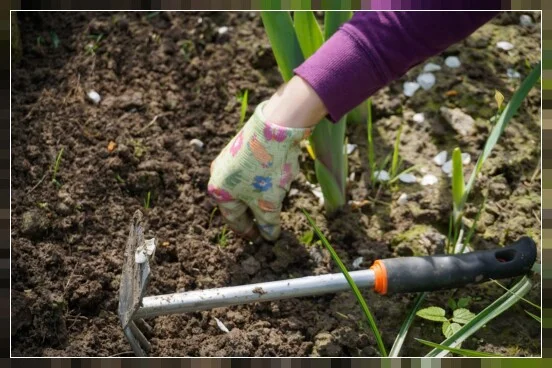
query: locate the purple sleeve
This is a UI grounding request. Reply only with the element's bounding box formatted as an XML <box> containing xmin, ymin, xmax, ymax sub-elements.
<box><xmin>294</xmin><ymin>11</ymin><xmax>498</xmax><ymax>122</ymax></box>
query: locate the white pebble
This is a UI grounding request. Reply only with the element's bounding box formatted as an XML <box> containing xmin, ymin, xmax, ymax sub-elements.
<box><xmin>461</xmin><ymin>153</ymin><xmax>471</xmax><ymax>165</ymax></box>
<box><xmin>397</xmin><ymin>193</ymin><xmax>408</xmax><ymax>205</ymax></box>
<box><xmin>433</xmin><ymin>151</ymin><xmax>447</xmax><ymax>166</ymax></box>
<box><xmin>309</xmin><ymin>184</ymin><xmax>325</xmax><ymax>206</ymax></box>
<box><xmin>507</xmin><ymin>68</ymin><xmax>521</xmax><ymax>79</ymax></box>
<box><xmin>445</xmin><ymin>56</ymin><xmax>461</xmax><ymax>68</ymax></box>
<box><xmin>374</xmin><ymin>170</ymin><xmax>390</xmax><ymax>182</ymax></box>
<box><xmin>520</xmin><ymin>14</ymin><xmax>533</xmax><ymax>26</ymax></box>
<box><xmin>352</xmin><ymin>257</ymin><xmax>364</xmax><ymax>270</ymax></box>
<box><xmin>417</xmin><ymin>73</ymin><xmax>436</xmax><ymax>90</ymax></box>
<box><xmin>346</xmin><ymin>143</ymin><xmax>357</xmax><ymax>155</ymax></box>
<box><xmin>217</xmin><ymin>26</ymin><xmax>229</xmax><ymax>35</ymax></box>
<box><xmin>413</xmin><ymin>113</ymin><xmax>425</xmax><ymax>124</ymax></box>
<box><xmin>197</xmin><ymin>17</ymin><xmax>203</xmax><ymax>24</ymax></box>
<box><xmin>497</xmin><ymin>41</ymin><xmax>514</xmax><ymax>51</ymax></box>
<box><xmin>214</xmin><ymin>317</ymin><xmax>230</xmax><ymax>333</ymax></box>
<box><xmin>399</xmin><ymin>173</ymin><xmax>417</xmax><ymax>183</ymax></box>
<box><xmin>423</xmin><ymin>62</ymin><xmax>442</xmax><ymax>72</ymax></box>
<box><xmin>349</xmin><ymin>172</ymin><xmax>356</xmax><ymax>182</ymax></box>
<box><xmin>189</xmin><ymin>138</ymin><xmax>204</xmax><ymax>151</ymax></box>
<box><xmin>403</xmin><ymin>82</ymin><xmax>420</xmax><ymax>97</ymax></box>
<box><xmin>442</xmin><ymin>160</ymin><xmax>453</xmax><ymax>175</ymax></box>
<box><xmin>87</xmin><ymin>90</ymin><xmax>101</xmax><ymax>104</ymax></box>
<box><xmin>289</xmin><ymin>188</ymin><xmax>299</xmax><ymax>197</ymax></box>
<box><xmin>421</xmin><ymin>174</ymin><xmax>438</xmax><ymax>186</ymax></box>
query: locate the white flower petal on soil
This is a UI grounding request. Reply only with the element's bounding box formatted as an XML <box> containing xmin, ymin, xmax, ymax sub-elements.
<box><xmin>423</xmin><ymin>62</ymin><xmax>442</xmax><ymax>72</ymax></box>
<box><xmin>397</xmin><ymin>193</ymin><xmax>408</xmax><ymax>205</ymax></box>
<box><xmin>416</xmin><ymin>73</ymin><xmax>436</xmax><ymax>90</ymax></box>
<box><xmin>214</xmin><ymin>317</ymin><xmax>230</xmax><ymax>333</ymax></box>
<box><xmin>433</xmin><ymin>151</ymin><xmax>447</xmax><ymax>166</ymax></box>
<box><xmin>374</xmin><ymin>170</ymin><xmax>390</xmax><ymax>182</ymax></box>
<box><xmin>421</xmin><ymin>174</ymin><xmax>438</xmax><ymax>186</ymax></box>
<box><xmin>444</xmin><ymin>56</ymin><xmax>461</xmax><ymax>68</ymax></box>
<box><xmin>352</xmin><ymin>257</ymin><xmax>364</xmax><ymax>270</ymax></box>
<box><xmin>412</xmin><ymin>113</ymin><xmax>425</xmax><ymax>124</ymax></box>
<box><xmin>346</xmin><ymin>143</ymin><xmax>357</xmax><ymax>155</ymax></box>
<box><xmin>190</xmin><ymin>138</ymin><xmax>204</xmax><ymax>151</ymax></box>
<box><xmin>403</xmin><ymin>82</ymin><xmax>420</xmax><ymax>97</ymax></box>
<box><xmin>497</xmin><ymin>41</ymin><xmax>514</xmax><ymax>51</ymax></box>
<box><xmin>87</xmin><ymin>90</ymin><xmax>101</xmax><ymax>104</ymax></box>
<box><xmin>507</xmin><ymin>68</ymin><xmax>521</xmax><ymax>79</ymax></box>
<box><xmin>217</xmin><ymin>26</ymin><xmax>229</xmax><ymax>35</ymax></box>
<box><xmin>520</xmin><ymin>14</ymin><xmax>533</xmax><ymax>26</ymax></box>
<box><xmin>399</xmin><ymin>173</ymin><xmax>417</xmax><ymax>183</ymax></box>
<box><xmin>309</xmin><ymin>184</ymin><xmax>325</xmax><ymax>206</ymax></box>
<box><xmin>461</xmin><ymin>153</ymin><xmax>471</xmax><ymax>165</ymax></box>
<box><xmin>442</xmin><ymin>160</ymin><xmax>453</xmax><ymax>175</ymax></box>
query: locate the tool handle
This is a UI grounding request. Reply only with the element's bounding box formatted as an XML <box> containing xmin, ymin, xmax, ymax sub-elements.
<box><xmin>370</xmin><ymin>237</ymin><xmax>537</xmax><ymax>294</ymax></box>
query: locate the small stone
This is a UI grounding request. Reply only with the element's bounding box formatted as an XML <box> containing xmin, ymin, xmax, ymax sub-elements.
<box><xmin>397</xmin><ymin>193</ymin><xmax>408</xmax><ymax>205</ymax></box>
<box><xmin>87</xmin><ymin>90</ymin><xmax>101</xmax><ymax>104</ymax></box>
<box><xmin>461</xmin><ymin>153</ymin><xmax>471</xmax><ymax>165</ymax></box>
<box><xmin>189</xmin><ymin>138</ymin><xmax>204</xmax><ymax>152</ymax></box>
<box><xmin>352</xmin><ymin>257</ymin><xmax>364</xmax><ymax>270</ymax></box>
<box><xmin>423</xmin><ymin>62</ymin><xmax>441</xmax><ymax>72</ymax></box>
<box><xmin>214</xmin><ymin>317</ymin><xmax>230</xmax><ymax>333</ymax></box>
<box><xmin>374</xmin><ymin>170</ymin><xmax>390</xmax><ymax>182</ymax></box>
<box><xmin>440</xmin><ymin>107</ymin><xmax>475</xmax><ymax>136</ymax></box>
<box><xmin>442</xmin><ymin>160</ymin><xmax>453</xmax><ymax>175</ymax></box>
<box><xmin>507</xmin><ymin>68</ymin><xmax>521</xmax><ymax>79</ymax></box>
<box><xmin>421</xmin><ymin>174</ymin><xmax>438</xmax><ymax>186</ymax></box>
<box><xmin>399</xmin><ymin>173</ymin><xmax>417</xmax><ymax>183</ymax></box>
<box><xmin>497</xmin><ymin>41</ymin><xmax>514</xmax><ymax>51</ymax></box>
<box><xmin>417</xmin><ymin>73</ymin><xmax>436</xmax><ymax>90</ymax></box>
<box><xmin>346</xmin><ymin>144</ymin><xmax>357</xmax><ymax>155</ymax></box>
<box><xmin>403</xmin><ymin>82</ymin><xmax>420</xmax><ymax>97</ymax></box>
<box><xmin>217</xmin><ymin>26</ymin><xmax>229</xmax><ymax>35</ymax></box>
<box><xmin>20</xmin><ymin>210</ymin><xmax>50</xmax><ymax>239</ymax></box>
<box><xmin>412</xmin><ymin>113</ymin><xmax>425</xmax><ymax>124</ymax></box>
<box><xmin>433</xmin><ymin>151</ymin><xmax>447</xmax><ymax>166</ymax></box>
<box><xmin>289</xmin><ymin>188</ymin><xmax>299</xmax><ymax>197</ymax></box>
<box><xmin>445</xmin><ymin>56</ymin><xmax>461</xmax><ymax>68</ymax></box>
<box><xmin>241</xmin><ymin>256</ymin><xmax>261</xmax><ymax>275</ymax></box>
<box><xmin>520</xmin><ymin>14</ymin><xmax>533</xmax><ymax>26</ymax></box>
<box><xmin>309</xmin><ymin>184</ymin><xmax>324</xmax><ymax>206</ymax></box>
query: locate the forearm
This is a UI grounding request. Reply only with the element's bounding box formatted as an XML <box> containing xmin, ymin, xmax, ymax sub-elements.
<box><xmin>294</xmin><ymin>11</ymin><xmax>499</xmax><ymax>122</ymax></box>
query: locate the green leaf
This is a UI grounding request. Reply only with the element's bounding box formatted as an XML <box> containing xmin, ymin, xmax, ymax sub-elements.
<box><xmin>390</xmin><ymin>125</ymin><xmax>403</xmax><ymax>178</ymax></box>
<box><xmin>389</xmin><ymin>292</ymin><xmax>426</xmax><ymax>357</ymax></box>
<box><xmin>293</xmin><ymin>11</ymin><xmax>323</xmax><ymax>58</ymax></box>
<box><xmin>464</xmin><ymin>63</ymin><xmax>540</xmax><ymax>201</ymax></box>
<box><xmin>525</xmin><ymin>310</ymin><xmax>541</xmax><ymax>323</ymax></box>
<box><xmin>303</xmin><ymin>210</ymin><xmax>387</xmax><ymax>356</ymax></box>
<box><xmin>442</xmin><ymin>321</ymin><xmax>462</xmax><ymax>338</ymax></box>
<box><xmin>416</xmin><ymin>307</ymin><xmax>448</xmax><ymax>322</ymax></box>
<box><xmin>323</xmin><ymin>11</ymin><xmax>352</xmax><ymax>40</ymax></box>
<box><xmin>238</xmin><ymin>90</ymin><xmax>248</xmax><ymax>128</ymax></box>
<box><xmin>300</xmin><ymin>230</ymin><xmax>314</xmax><ymax>246</ymax></box>
<box><xmin>448</xmin><ymin>298</ymin><xmax>457</xmax><ymax>311</ymax></box>
<box><xmin>494</xmin><ymin>89</ymin><xmax>504</xmax><ymax>110</ymax></box>
<box><xmin>451</xmin><ymin>147</ymin><xmax>465</xmax><ymax>219</ymax></box>
<box><xmin>426</xmin><ymin>276</ymin><xmax>532</xmax><ymax>357</ymax></box>
<box><xmin>457</xmin><ymin>297</ymin><xmax>472</xmax><ymax>309</ymax></box>
<box><xmin>416</xmin><ymin>338</ymin><xmax>501</xmax><ymax>357</ymax></box>
<box><xmin>452</xmin><ymin>308</ymin><xmax>476</xmax><ymax>324</ymax></box>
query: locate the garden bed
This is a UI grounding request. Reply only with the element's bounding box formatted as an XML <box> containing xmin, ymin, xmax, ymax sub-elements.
<box><xmin>11</xmin><ymin>11</ymin><xmax>541</xmax><ymax>357</ymax></box>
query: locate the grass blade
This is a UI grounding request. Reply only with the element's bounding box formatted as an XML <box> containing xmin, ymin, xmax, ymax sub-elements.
<box><xmin>303</xmin><ymin>209</ymin><xmax>387</xmax><ymax>356</ymax></box>
<box><xmin>461</xmin><ymin>196</ymin><xmax>486</xmax><ymax>253</ymax></box>
<box><xmin>260</xmin><ymin>12</ymin><xmax>304</xmax><ymax>81</ymax></box>
<box><xmin>525</xmin><ymin>310</ymin><xmax>541</xmax><ymax>322</ymax></box>
<box><xmin>389</xmin><ymin>292</ymin><xmax>426</xmax><ymax>357</ymax></box>
<box><xmin>323</xmin><ymin>11</ymin><xmax>352</xmax><ymax>40</ymax></box>
<box><xmin>366</xmin><ymin>99</ymin><xmax>375</xmax><ymax>183</ymax></box>
<box><xmin>390</xmin><ymin>125</ymin><xmax>403</xmax><ymax>178</ymax></box>
<box><xmin>489</xmin><ymin>279</ymin><xmax>540</xmax><ymax>310</ymax></box>
<box><xmin>293</xmin><ymin>11</ymin><xmax>323</xmax><ymax>58</ymax></box>
<box><xmin>464</xmin><ymin>63</ymin><xmax>540</xmax><ymax>201</ymax></box>
<box><xmin>426</xmin><ymin>276</ymin><xmax>532</xmax><ymax>357</ymax></box>
<box><xmin>238</xmin><ymin>90</ymin><xmax>248</xmax><ymax>128</ymax></box>
<box><xmin>451</xmin><ymin>147</ymin><xmax>465</xmax><ymax>221</ymax></box>
<box><xmin>416</xmin><ymin>339</ymin><xmax>500</xmax><ymax>357</ymax></box>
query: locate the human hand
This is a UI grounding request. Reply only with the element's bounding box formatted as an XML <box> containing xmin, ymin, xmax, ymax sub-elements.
<box><xmin>208</xmin><ymin>100</ymin><xmax>312</xmax><ymax>241</ymax></box>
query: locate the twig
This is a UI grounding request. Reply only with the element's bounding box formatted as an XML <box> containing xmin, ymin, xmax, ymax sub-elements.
<box><xmin>63</xmin><ymin>259</ymin><xmax>80</xmax><ymax>295</ymax></box>
<box><xmin>530</xmin><ymin>162</ymin><xmax>541</xmax><ymax>182</ymax></box>
<box><xmin>533</xmin><ymin>210</ymin><xmax>541</xmax><ymax>226</ymax></box>
<box><xmin>27</xmin><ymin>171</ymin><xmax>49</xmax><ymax>194</ymax></box>
<box><xmin>110</xmin><ymin>351</ymin><xmax>134</xmax><ymax>357</ymax></box>
<box><xmin>138</xmin><ymin>114</ymin><xmax>160</xmax><ymax>134</ymax></box>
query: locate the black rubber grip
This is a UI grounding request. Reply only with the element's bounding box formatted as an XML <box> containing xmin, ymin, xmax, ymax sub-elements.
<box><xmin>380</xmin><ymin>237</ymin><xmax>537</xmax><ymax>294</ymax></box>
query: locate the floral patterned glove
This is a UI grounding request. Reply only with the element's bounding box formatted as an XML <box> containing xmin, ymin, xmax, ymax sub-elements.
<box><xmin>208</xmin><ymin>101</ymin><xmax>312</xmax><ymax>241</ymax></box>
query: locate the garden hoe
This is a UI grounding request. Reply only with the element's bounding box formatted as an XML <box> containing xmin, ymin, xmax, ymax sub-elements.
<box><xmin>118</xmin><ymin>210</ymin><xmax>537</xmax><ymax>356</ymax></box>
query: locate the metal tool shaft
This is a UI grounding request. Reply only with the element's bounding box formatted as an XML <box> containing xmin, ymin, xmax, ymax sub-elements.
<box><xmin>135</xmin><ymin>269</ymin><xmax>376</xmax><ymax>319</ymax></box>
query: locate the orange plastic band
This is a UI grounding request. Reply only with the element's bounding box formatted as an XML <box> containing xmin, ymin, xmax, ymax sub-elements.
<box><xmin>370</xmin><ymin>260</ymin><xmax>388</xmax><ymax>295</ymax></box>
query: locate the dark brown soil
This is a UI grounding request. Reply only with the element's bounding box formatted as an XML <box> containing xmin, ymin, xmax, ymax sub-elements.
<box><xmin>11</xmin><ymin>11</ymin><xmax>541</xmax><ymax>357</ymax></box>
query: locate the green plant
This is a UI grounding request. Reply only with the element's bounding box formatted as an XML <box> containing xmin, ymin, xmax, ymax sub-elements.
<box><xmin>366</xmin><ymin>99</ymin><xmax>376</xmax><ymax>183</ymax></box>
<box><xmin>51</xmin><ymin>148</ymin><xmax>64</xmax><ymax>186</ymax></box>
<box><xmin>416</xmin><ymin>299</ymin><xmax>476</xmax><ymax>343</ymax></box>
<box><xmin>415</xmin><ymin>338</ymin><xmax>500</xmax><ymax>357</ymax></box>
<box><xmin>261</xmin><ymin>11</ymin><xmax>352</xmax><ymax>214</ymax></box>
<box><xmin>217</xmin><ymin>225</ymin><xmax>229</xmax><ymax>247</ymax></box>
<box><xmin>237</xmin><ymin>90</ymin><xmax>249</xmax><ymax>128</ymax></box>
<box><xmin>299</xmin><ymin>229</ymin><xmax>315</xmax><ymax>246</ymax></box>
<box><xmin>85</xmin><ymin>34</ymin><xmax>103</xmax><ymax>55</ymax></box>
<box><xmin>389</xmin><ymin>292</ymin><xmax>426</xmax><ymax>357</ymax></box>
<box><xmin>143</xmin><ymin>191</ymin><xmax>151</xmax><ymax>209</ymax></box>
<box><xmin>303</xmin><ymin>209</ymin><xmax>387</xmax><ymax>356</ymax></box>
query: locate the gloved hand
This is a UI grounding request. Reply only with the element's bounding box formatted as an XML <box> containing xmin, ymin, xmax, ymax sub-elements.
<box><xmin>208</xmin><ymin>101</ymin><xmax>312</xmax><ymax>241</ymax></box>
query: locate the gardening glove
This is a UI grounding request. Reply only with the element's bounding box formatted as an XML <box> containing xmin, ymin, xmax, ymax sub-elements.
<box><xmin>208</xmin><ymin>100</ymin><xmax>312</xmax><ymax>241</ymax></box>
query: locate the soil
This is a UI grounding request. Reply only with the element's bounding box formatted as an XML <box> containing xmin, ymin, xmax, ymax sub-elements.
<box><xmin>11</xmin><ymin>11</ymin><xmax>541</xmax><ymax>357</ymax></box>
